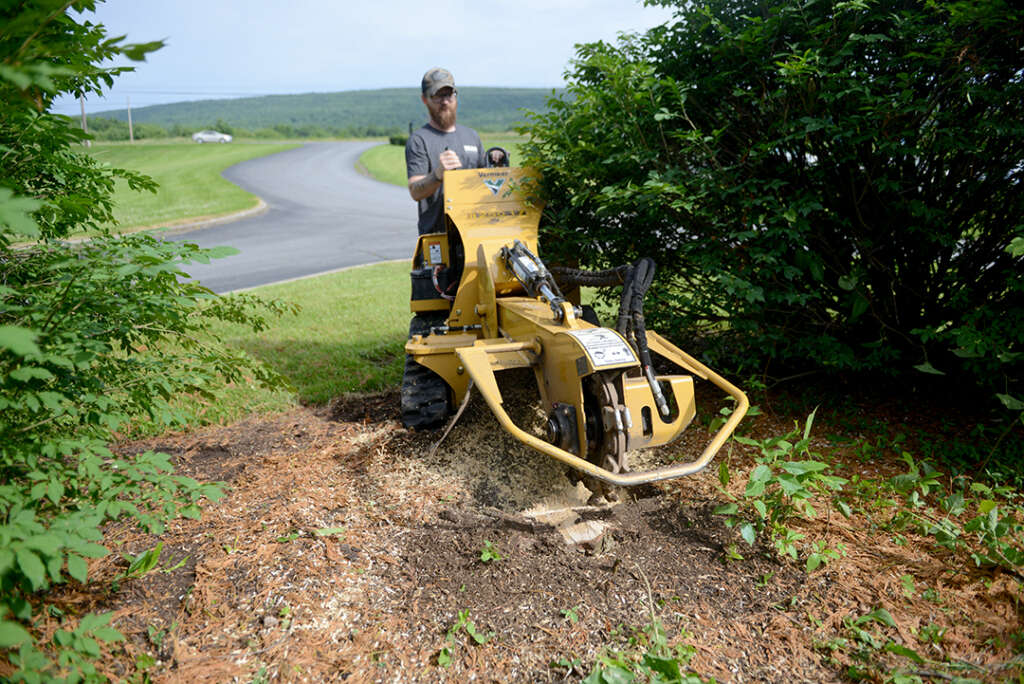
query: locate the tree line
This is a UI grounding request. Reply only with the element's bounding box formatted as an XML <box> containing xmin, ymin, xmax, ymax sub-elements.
<box><xmin>80</xmin><ymin>115</ymin><xmax>405</xmax><ymax>141</ymax></box>
<box><xmin>82</xmin><ymin>86</ymin><xmax>558</xmax><ymax>140</ymax></box>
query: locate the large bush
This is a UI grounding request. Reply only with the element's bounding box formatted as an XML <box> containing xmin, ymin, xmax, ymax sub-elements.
<box><xmin>522</xmin><ymin>0</ymin><xmax>1023</xmax><ymax>398</ymax></box>
<box><xmin>1</xmin><ymin>2</ymin><xmax>289</xmax><ymax>678</ymax></box>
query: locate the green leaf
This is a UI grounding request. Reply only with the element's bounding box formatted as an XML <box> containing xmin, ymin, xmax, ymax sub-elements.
<box><xmin>71</xmin><ymin>542</ymin><xmax>109</xmax><ymax>559</ymax></box>
<box><xmin>996</xmin><ymin>393</ymin><xmax>1024</xmax><ymax>411</ymax></box>
<box><xmin>739</xmin><ymin>522</ymin><xmax>756</xmax><ymax>546</ymax></box>
<box><xmin>749</xmin><ymin>464</ymin><xmax>772</xmax><ymax>483</ymax></box>
<box><xmin>781</xmin><ymin>460</ymin><xmax>829</xmax><ymax>476</ymax></box>
<box><xmin>591</xmin><ymin>664</ymin><xmax>634</xmax><ymax>684</ymax></box>
<box><xmin>802</xmin><ymin>408</ymin><xmax>817</xmax><ymax>443</ymax></box>
<box><xmin>77</xmin><ymin>635</ymin><xmax>101</xmax><ymax>657</ymax></box>
<box><xmin>0</xmin><ymin>325</ymin><xmax>40</xmax><ymax>357</ymax></box>
<box><xmin>0</xmin><ymin>187</ymin><xmax>42</xmax><ymax>237</ymax></box>
<box><xmin>121</xmin><ymin>40</ymin><xmax>166</xmax><ymax>61</ymax></box>
<box><xmin>23</xmin><ymin>534</ymin><xmax>62</xmax><ymax>556</ymax></box>
<box><xmin>745</xmin><ymin>465</ymin><xmax>772</xmax><ymax>497</ymax></box>
<box><xmin>885</xmin><ymin>641</ymin><xmax>925</xmax><ymax>664</ymax></box>
<box><xmin>9</xmin><ymin>366</ymin><xmax>55</xmax><ymax>382</ymax></box>
<box><xmin>16</xmin><ymin>548</ymin><xmax>47</xmax><ymax>591</ymax></box>
<box><xmin>0</xmin><ymin>620</ymin><xmax>33</xmax><ymax>648</ymax></box>
<box><xmin>46</xmin><ymin>480</ymin><xmax>64</xmax><ymax>506</ymax></box>
<box><xmin>850</xmin><ymin>293</ymin><xmax>870</xmax><ymax>320</ymax></box>
<box><xmin>913</xmin><ymin>362</ymin><xmax>945</xmax><ymax>375</ymax></box>
<box><xmin>78</xmin><ymin>612</ymin><xmax>112</xmax><ymax>632</ymax></box>
<box><xmin>642</xmin><ymin>653</ymin><xmax>683</xmax><ymax>679</ymax></box>
<box><xmin>941</xmin><ymin>493</ymin><xmax>965</xmax><ymax>515</ymax></box>
<box><xmin>66</xmin><ymin>554</ymin><xmax>88</xmax><ymax>583</ymax></box>
<box><xmin>126</xmin><ymin>543</ymin><xmax>163</xmax><ymax>576</ymax></box>
<box><xmin>713</xmin><ymin>503</ymin><xmax>738</xmax><ymax>515</ymax></box>
<box><xmin>817</xmin><ymin>475</ymin><xmax>849</xmax><ymax>490</ymax></box>
<box><xmin>861</xmin><ymin>608</ymin><xmax>896</xmax><ymax>628</ymax></box>
<box><xmin>466</xmin><ymin>623</ymin><xmax>490</xmax><ymax>644</ymax></box>
<box><xmin>179</xmin><ymin>504</ymin><xmax>201</xmax><ymax>520</ymax></box>
<box><xmin>204</xmin><ymin>245</ymin><xmax>241</xmax><ymax>259</ymax></box>
<box><xmin>978</xmin><ymin>500</ymin><xmax>998</xmax><ymax>515</ymax></box>
<box><xmin>313</xmin><ymin>527</ymin><xmax>346</xmax><ymax>537</ymax></box>
<box><xmin>776</xmin><ymin>474</ymin><xmax>804</xmax><ymax>496</ymax></box>
<box><xmin>92</xmin><ymin>626</ymin><xmax>125</xmax><ymax>643</ymax></box>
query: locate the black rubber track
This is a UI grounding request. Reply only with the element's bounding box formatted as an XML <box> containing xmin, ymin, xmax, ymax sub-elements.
<box><xmin>400</xmin><ymin>312</ymin><xmax>452</xmax><ymax>430</ymax></box>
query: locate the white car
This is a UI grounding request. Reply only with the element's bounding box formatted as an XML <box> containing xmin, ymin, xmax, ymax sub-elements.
<box><xmin>192</xmin><ymin>130</ymin><xmax>232</xmax><ymax>143</ymax></box>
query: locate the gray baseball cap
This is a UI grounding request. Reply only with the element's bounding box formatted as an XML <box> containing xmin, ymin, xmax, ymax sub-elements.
<box><xmin>421</xmin><ymin>67</ymin><xmax>456</xmax><ymax>97</ymax></box>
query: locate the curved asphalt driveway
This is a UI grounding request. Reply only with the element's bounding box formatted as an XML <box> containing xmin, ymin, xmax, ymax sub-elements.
<box><xmin>171</xmin><ymin>141</ymin><xmax>411</xmax><ymax>293</ymax></box>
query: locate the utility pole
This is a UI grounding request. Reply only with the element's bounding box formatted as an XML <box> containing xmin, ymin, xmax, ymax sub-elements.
<box><xmin>127</xmin><ymin>96</ymin><xmax>134</xmax><ymax>143</ymax></box>
<box><xmin>79</xmin><ymin>94</ymin><xmax>90</xmax><ymax>147</ymax></box>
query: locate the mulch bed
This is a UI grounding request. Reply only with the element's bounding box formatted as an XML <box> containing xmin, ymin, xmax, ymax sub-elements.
<box><xmin>30</xmin><ymin>384</ymin><xmax>1024</xmax><ymax>683</ymax></box>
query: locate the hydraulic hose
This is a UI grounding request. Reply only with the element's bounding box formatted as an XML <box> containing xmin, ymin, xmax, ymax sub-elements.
<box><xmin>625</xmin><ymin>259</ymin><xmax>670</xmax><ymax>418</ymax></box>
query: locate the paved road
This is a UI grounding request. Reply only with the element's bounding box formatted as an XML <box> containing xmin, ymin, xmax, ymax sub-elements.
<box><xmin>171</xmin><ymin>141</ymin><xmax>411</xmax><ymax>293</ymax></box>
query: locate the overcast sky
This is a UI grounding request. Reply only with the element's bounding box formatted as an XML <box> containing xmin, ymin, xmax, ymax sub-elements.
<box><xmin>51</xmin><ymin>0</ymin><xmax>677</xmax><ymax>117</ymax></box>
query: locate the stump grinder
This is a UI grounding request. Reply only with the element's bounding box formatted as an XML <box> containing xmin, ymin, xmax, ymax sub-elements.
<box><xmin>401</xmin><ymin>156</ymin><xmax>748</xmax><ymax>489</ymax></box>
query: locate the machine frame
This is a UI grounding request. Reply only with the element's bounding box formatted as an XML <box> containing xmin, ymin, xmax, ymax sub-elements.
<box><xmin>404</xmin><ymin>167</ymin><xmax>748</xmax><ymax>486</ymax></box>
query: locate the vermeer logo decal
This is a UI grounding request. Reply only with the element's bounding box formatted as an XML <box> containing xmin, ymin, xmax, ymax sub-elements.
<box><xmin>482</xmin><ymin>178</ymin><xmax>505</xmax><ymax>195</ymax></box>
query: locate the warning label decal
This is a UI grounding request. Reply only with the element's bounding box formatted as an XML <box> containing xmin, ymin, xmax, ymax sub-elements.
<box><xmin>566</xmin><ymin>328</ymin><xmax>637</xmax><ymax>368</ymax></box>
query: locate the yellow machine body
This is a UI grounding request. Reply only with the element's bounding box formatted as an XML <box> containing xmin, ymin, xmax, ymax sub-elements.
<box><xmin>405</xmin><ymin>167</ymin><xmax>748</xmax><ymax>486</ymax></box>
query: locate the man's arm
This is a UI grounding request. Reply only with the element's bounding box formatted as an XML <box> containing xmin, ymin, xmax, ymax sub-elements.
<box><xmin>408</xmin><ymin>172</ymin><xmax>441</xmax><ymax>201</ymax></box>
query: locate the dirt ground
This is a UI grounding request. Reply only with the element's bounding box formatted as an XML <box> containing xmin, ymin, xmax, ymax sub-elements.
<box><xmin>43</xmin><ymin>380</ymin><xmax>1023</xmax><ymax>683</ymax></box>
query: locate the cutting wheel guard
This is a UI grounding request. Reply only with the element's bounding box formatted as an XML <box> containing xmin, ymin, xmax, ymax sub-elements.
<box><xmin>454</xmin><ymin>332</ymin><xmax>749</xmax><ymax>487</ymax></box>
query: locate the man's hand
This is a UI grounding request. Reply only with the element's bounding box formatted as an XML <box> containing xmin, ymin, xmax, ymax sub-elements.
<box><xmin>409</xmin><ymin>149</ymin><xmax>463</xmax><ymax>201</ymax></box>
<box><xmin>436</xmin><ymin>148</ymin><xmax>462</xmax><ymax>178</ymax></box>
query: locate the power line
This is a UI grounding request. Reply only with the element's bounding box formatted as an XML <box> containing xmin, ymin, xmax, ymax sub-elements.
<box><xmin>90</xmin><ymin>89</ymin><xmax>292</xmax><ymax>97</ymax></box>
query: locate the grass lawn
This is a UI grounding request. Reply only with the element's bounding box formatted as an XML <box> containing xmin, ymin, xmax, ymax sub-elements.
<box><xmin>157</xmin><ymin>261</ymin><xmax>412</xmax><ymax>430</ymax></box>
<box><xmin>84</xmin><ymin>141</ymin><xmax>299</xmax><ymax>233</ymax></box>
<box><xmin>359</xmin><ymin>133</ymin><xmax>528</xmax><ymax>187</ymax></box>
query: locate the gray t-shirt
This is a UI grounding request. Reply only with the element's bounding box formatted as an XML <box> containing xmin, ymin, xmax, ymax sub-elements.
<box><xmin>405</xmin><ymin>123</ymin><xmax>485</xmax><ymax>234</ymax></box>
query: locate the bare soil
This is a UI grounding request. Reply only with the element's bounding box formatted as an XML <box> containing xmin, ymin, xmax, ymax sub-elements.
<box><xmin>45</xmin><ymin>382</ymin><xmax>1023</xmax><ymax>683</ymax></box>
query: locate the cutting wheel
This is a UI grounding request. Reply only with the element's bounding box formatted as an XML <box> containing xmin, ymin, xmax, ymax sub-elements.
<box><xmin>584</xmin><ymin>371</ymin><xmax>629</xmax><ymax>474</ymax></box>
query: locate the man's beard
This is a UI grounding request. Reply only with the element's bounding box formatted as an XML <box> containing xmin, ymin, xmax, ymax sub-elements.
<box><xmin>431</xmin><ymin>101</ymin><xmax>457</xmax><ymax>130</ymax></box>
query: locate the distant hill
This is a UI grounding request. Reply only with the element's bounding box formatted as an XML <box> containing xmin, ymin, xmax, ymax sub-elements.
<box><xmin>93</xmin><ymin>87</ymin><xmax>559</xmax><ymax>135</ymax></box>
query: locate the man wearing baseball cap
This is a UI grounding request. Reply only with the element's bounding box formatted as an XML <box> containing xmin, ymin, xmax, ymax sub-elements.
<box><xmin>406</xmin><ymin>67</ymin><xmax>486</xmax><ymax>234</ymax></box>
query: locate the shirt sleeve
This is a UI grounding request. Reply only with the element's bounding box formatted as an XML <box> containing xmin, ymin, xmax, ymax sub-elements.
<box><xmin>405</xmin><ymin>133</ymin><xmax>430</xmax><ymax>179</ymax></box>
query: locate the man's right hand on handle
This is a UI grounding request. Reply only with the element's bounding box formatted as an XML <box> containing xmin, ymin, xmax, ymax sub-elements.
<box><xmin>434</xmin><ymin>148</ymin><xmax>462</xmax><ymax>181</ymax></box>
<box><xmin>410</xmin><ymin>149</ymin><xmax>463</xmax><ymax>201</ymax></box>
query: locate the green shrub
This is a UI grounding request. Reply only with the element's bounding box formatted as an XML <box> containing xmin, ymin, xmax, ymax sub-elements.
<box><xmin>0</xmin><ymin>3</ymin><xmax>291</xmax><ymax>678</ymax></box>
<box><xmin>521</xmin><ymin>0</ymin><xmax>1023</xmax><ymax>400</ymax></box>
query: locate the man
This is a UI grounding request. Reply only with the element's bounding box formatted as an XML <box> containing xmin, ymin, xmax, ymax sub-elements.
<box><xmin>405</xmin><ymin>67</ymin><xmax>486</xmax><ymax>234</ymax></box>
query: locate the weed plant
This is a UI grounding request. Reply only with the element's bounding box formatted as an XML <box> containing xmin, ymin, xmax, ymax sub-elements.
<box><xmin>715</xmin><ymin>410</ymin><xmax>848</xmax><ymax>571</ymax></box>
